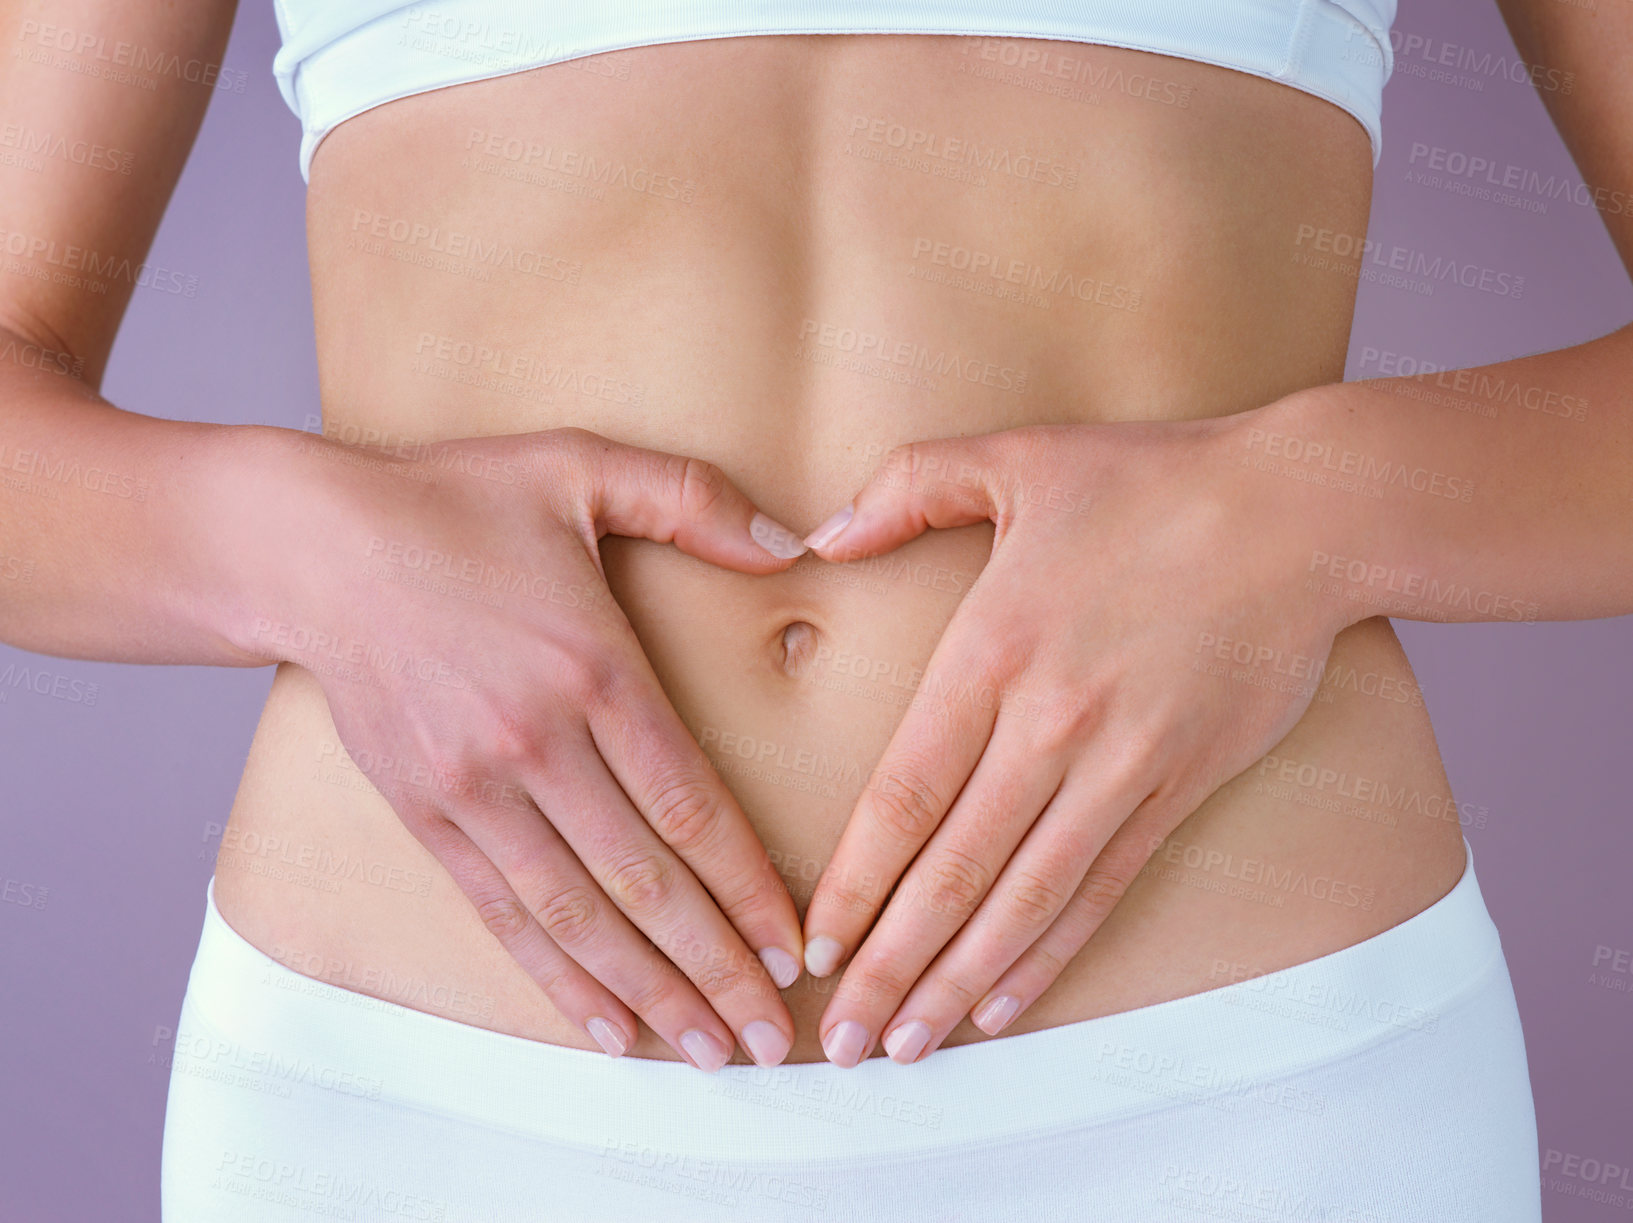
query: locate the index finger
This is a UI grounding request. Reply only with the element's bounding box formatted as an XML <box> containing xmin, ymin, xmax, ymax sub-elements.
<box><xmin>800</xmin><ymin>622</ymin><xmax>1000</xmax><ymax>978</ymax></box>
<box><xmin>587</xmin><ymin>649</ymin><xmax>805</xmax><ymax>991</ymax></box>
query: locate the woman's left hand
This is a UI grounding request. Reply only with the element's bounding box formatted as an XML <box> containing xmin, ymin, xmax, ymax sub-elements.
<box><xmin>798</xmin><ymin>406</ymin><xmax>1359</xmax><ymax>1067</ymax></box>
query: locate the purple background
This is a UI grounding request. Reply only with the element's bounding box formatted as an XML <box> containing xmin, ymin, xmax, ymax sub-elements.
<box><xmin>3</xmin><ymin>2</ymin><xmax>1631</xmax><ymax>1219</ymax></box>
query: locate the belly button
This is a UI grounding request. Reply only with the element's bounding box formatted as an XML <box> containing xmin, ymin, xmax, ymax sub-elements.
<box><xmin>778</xmin><ymin>620</ymin><xmax>820</xmax><ymax>677</ymax></box>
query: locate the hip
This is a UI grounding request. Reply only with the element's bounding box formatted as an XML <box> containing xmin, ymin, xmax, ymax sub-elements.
<box><xmin>212</xmin><ymin>582</ymin><xmax>1468</xmax><ymax>1061</ymax></box>
<box><xmin>165</xmin><ymin>838</ymin><xmax>1538</xmax><ymax>1222</ymax></box>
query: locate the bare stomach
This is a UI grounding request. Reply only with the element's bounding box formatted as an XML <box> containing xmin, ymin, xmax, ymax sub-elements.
<box><xmin>213</xmin><ymin>35</ymin><xmax>1467</xmax><ymax>1064</ymax></box>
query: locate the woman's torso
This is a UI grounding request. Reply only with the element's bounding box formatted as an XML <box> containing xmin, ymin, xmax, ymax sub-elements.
<box><xmin>214</xmin><ymin>34</ymin><xmax>1467</xmax><ymax>1063</ymax></box>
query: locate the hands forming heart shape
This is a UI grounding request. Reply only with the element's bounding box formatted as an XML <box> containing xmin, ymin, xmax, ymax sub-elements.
<box><xmin>279</xmin><ymin>408</ymin><xmax>1350</xmax><ymax>1072</ymax></box>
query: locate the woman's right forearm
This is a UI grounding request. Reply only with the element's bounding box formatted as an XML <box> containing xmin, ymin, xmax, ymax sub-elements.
<box><xmin>0</xmin><ymin>334</ymin><xmax>320</xmax><ymax>668</ymax></box>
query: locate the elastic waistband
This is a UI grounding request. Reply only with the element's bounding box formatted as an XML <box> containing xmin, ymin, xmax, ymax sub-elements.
<box><xmin>181</xmin><ymin>841</ymin><xmax>1501</xmax><ymax>1162</ymax></box>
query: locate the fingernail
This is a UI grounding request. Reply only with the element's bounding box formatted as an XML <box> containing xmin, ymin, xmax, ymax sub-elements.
<box><xmin>680</xmin><ymin>1029</ymin><xmax>731</xmax><ymax>1073</ymax></box>
<box><xmin>804</xmin><ymin>935</ymin><xmax>845</xmax><ymax>978</ymax></box>
<box><xmin>740</xmin><ymin>1020</ymin><xmax>792</xmax><ymax>1068</ymax></box>
<box><xmin>586</xmin><ymin>1016</ymin><xmax>628</xmax><ymax>1057</ymax></box>
<box><xmin>803</xmin><ymin>503</ymin><xmax>854</xmax><ymax>550</ymax></box>
<box><xmin>758</xmin><ymin>947</ymin><xmax>801</xmax><ymax>990</ymax></box>
<box><xmin>750</xmin><ymin>511</ymin><xmax>808</xmax><ymax>559</ymax></box>
<box><xmin>883</xmin><ymin>1020</ymin><xmax>932</xmax><ymax>1065</ymax></box>
<box><xmin>971</xmin><ymin>995</ymin><xmax>1020</xmax><ymax>1036</ymax></box>
<box><xmin>821</xmin><ymin>1020</ymin><xmax>871</xmax><ymax>1068</ymax></box>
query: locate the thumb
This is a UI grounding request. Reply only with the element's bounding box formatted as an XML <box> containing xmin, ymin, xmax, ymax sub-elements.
<box><xmin>804</xmin><ymin>438</ymin><xmax>1001</xmax><ymax>562</ymax></box>
<box><xmin>578</xmin><ymin>434</ymin><xmax>807</xmax><ymax>573</ymax></box>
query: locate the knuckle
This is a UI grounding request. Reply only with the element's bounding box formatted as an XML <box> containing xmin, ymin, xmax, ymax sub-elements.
<box><xmin>535</xmin><ymin>884</ymin><xmax>602</xmax><ymax>947</ymax></box>
<box><xmin>840</xmin><ymin>961</ymin><xmax>912</xmax><ymax>1009</ymax></box>
<box><xmin>672</xmin><ymin>455</ymin><xmax>729</xmax><ymax>517</ymax></box>
<box><xmin>603</xmin><ymin>851</ymin><xmax>675</xmax><ymax>913</ymax></box>
<box><xmin>1002</xmin><ymin>870</ymin><xmax>1068</xmax><ymax>931</ymax></box>
<box><xmin>880</xmin><ymin>440</ymin><xmax>920</xmax><ymax>481</ymax></box>
<box><xmin>419</xmin><ymin>755</ymin><xmax>489</xmax><ymax>810</ymax></box>
<box><xmin>1076</xmin><ymin>868</ymin><xmax>1131</xmax><ymax>922</ymax></box>
<box><xmin>1111</xmin><ymin>723</ymin><xmax>1167</xmax><ymax>782</ymax></box>
<box><xmin>912</xmin><ymin>850</ymin><xmax>988</xmax><ymax>918</ymax></box>
<box><xmin>814</xmin><ymin>865</ymin><xmax>886</xmax><ymax>918</ymax></box>
<box><xmin>536</xmin><ymin>426</ymin><xmax>598</xmax><ymax>480</ymax></box>
<box><xmin>557</xmin><ymin>647</ymin><xmax>618</xmax><ymax>707</ymax></box>
<box><xmin>1022</xmin><ymin>939</ymin><xmax>1068</xmax><ymax>984</ymax></box>
<box><xmin>620</xmin><ymin>957</ymin><xmax>688</xmax><ymax>1017</ymax></box>
<box><xmin>484</xmin><ymin>711</ymin><xmax>537</xmax><ymax>770</ymax></box>
<box><xmin>1034</xmin><ymin>701</ymin><xmax>1095</xmax><ymax>755</ymax></box>
<box><xmin>474</xmin><ymin>893</ymin><xmax>534</xmax><ymax>944</ymax></box>
<box><xmin>642</xmin><ymin>773</ymin><xmax>721</xmax><ymax>852</ymax></box>
<box><xmin>865</xmin><ymin>768</ymin><xmax>945</xmax><ymax>844</ymax></box>
<box><xmin>686</xmin><ymin>945</ymin><xmax>753</xmax><ymax>1000</ymax></box>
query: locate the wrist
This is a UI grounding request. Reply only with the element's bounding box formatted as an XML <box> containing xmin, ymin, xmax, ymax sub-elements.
<box><xmin>1215</xmin><ymin>385</ymin><xmax>1378</xmax><ymax>637</ymax></box>
<box><xmin>201</xmin><ymin>423</ymin><xmax>390</xmax><ymax>666</ymax></box>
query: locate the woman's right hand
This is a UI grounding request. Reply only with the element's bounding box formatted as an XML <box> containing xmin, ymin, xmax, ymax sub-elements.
<box><xmin>235</xmin><ymin>425</ymin><xmax>809</xmax><ymax>1071</ymax></box>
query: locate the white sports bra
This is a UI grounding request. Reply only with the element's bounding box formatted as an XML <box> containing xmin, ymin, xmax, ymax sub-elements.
<box><xmin>272</xmin><ymin>0</ymin><xmax>1397</xmax><ymax>183</ymax></box>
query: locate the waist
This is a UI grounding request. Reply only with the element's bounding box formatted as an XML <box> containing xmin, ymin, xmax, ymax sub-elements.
<box><xmin>211</xmin><ymin>32</ymin><xmax>1465</xmax><ymax>1058</ymax></box>
<box><xmin>218</xmin><ymin>603</ymin><xmax>1467</xmax><ymax>1062</ymax></box>
<box><xmin>184</xmin><ymin>836</ymin><xmax>1503</xmax><ymax>1159</ymax></box>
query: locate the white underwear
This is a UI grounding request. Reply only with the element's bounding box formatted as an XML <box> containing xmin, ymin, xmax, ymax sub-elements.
<box><xmin>161</xmin><ymin>840</ymin><xmax>1540</xmax><ymax>1221</ymax></box>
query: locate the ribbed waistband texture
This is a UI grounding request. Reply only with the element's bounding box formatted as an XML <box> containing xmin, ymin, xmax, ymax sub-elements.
<box><xmin>180</xmin><ymin>841</ymin><xmax>1501</xmax><ymax>1162</ymax></box>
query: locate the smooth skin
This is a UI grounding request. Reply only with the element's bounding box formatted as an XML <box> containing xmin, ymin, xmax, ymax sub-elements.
<box><xmin>800</xmin><ymin>0</ymin><xmax>1633</xmax><ymax>1066</ymax></box>
<box><xmin>0</xmin><ymin>0</ymin><xmax>809</xmax><ymax>1071</ymax></box>
<box><xmin>1</xmin><ymin>0</ymin><xmax>1626</xmax><ymax>1080</ymax></box>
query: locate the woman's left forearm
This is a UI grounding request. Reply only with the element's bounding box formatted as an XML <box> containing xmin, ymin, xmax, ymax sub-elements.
<box><xmin>1237</xmin><ymin>321</ymin><xmax>1633</xmax><ymax>628</ymax></box>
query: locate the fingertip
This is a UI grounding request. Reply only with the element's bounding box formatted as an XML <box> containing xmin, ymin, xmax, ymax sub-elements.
<box><xmin>586</xmin><ymin>1016</ymin><xmax>630</xmax><ymax>1057</ymax></box>
<box><xmin>750</xmin><ymin>512</ymin><xmax>809</xmax><ymax>561</ymax></box>
<box><xmin>971</xmin><ymin>995</ymin><xmax>1021</xmax><ymax>1036</ymax></box>
<box><xmin>802</xmin><ymin>503</ymin><xmax>854</xmax><ymax>551</ymax></box>
<box><xmin>803</xmin><ymin>935</ymin><xmax>845</xmax><ymax>978</ymax></box>
<box><xmin>758</xmin><ymin>946</ymin><xmax>801</xmax><ymax>990</ymax></box>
